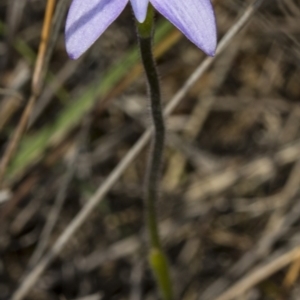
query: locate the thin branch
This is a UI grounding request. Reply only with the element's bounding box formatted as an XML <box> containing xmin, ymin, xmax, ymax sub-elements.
<box><xmin>0</xmin><ymin>0</ymin><xmax>56</xmax><ymax>186</ymax></box>
<box><xmin>214</xmin><ymin>246</ymin><xmax>300</xmax><ymax>300</ymax></box>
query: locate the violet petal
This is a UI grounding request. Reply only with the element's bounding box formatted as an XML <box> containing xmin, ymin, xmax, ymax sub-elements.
<box><xmin>130</xmin><ymin>0</ymin><xmax>149</xmax><ymax>23</ymax></box>
<box><xmin>150</xmin><ymin>0</ymin><xmax>217</xmax><ymax>56</ymax></box>
<box><xmin>65</xmin><ymin>0</ymin><xmax>128</xmax><ymax>59</ymax></box>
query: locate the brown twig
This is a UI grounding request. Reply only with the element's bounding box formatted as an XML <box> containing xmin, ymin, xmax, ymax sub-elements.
<box><xmin>0</xmin><ymin>0</ymin><xmax>56</xmax><ymax>186</ymax></box>
<box><xmin>214</xmin><ymin>246</ymin><xmax>300</xmax><ymax>300</ymax></box>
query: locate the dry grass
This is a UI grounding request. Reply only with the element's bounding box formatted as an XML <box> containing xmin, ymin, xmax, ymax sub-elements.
<box><xmin>1</xmin><ymin>0</ymin><xmax>300</xmax><ymax>299</ymax></box>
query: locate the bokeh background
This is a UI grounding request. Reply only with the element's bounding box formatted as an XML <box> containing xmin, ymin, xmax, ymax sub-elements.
<box><xmin>1</xmin><ymin>0</ymin><xmax>300</xmax><ymax>299</ymax></box>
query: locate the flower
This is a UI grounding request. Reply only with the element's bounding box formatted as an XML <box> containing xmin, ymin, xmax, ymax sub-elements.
<box><xmin>65</xmin><ymin>0</ymin><xmax>217</xmax><ymax>59</ymax></box>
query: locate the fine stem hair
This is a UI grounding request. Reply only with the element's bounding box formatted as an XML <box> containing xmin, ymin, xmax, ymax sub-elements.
<box><xmin>137</xmin><ymin>6</ymin><xmax>173</xmax><ymax>300</ymax></box>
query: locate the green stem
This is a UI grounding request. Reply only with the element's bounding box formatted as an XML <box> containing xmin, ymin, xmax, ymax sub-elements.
<box><xmin>136</xmin><ymin>6</ymin><xmax>173</xmax><ymax>300</ymax></box>
<box><xmin>137</xmin><ymin>6</ymin><xmax>162</xmax><ymax>250</ymax></box>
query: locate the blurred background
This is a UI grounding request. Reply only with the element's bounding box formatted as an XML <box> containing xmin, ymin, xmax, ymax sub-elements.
<box><xmin>1</xmin><ymin>0</ymin><xmax>300</xmax><ymax>299</ymax></box>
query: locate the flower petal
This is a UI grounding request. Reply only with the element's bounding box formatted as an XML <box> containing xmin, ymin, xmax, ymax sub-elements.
<box><xmin>150</xmin><ymin>0</ymin><xmax>217</xmax><ymax>56</ymax></box>
<box><xmin>130</xmin><ymin>0</ymin><xmax>149</xmax><ymax>23</ymax></box>
<box><xmin>65</xmin><ymin>0</ymin><xmax>128</xmax><ymax>59</ymax></box>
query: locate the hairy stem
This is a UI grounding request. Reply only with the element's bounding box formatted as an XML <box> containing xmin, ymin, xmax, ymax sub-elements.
<box><xmin>136</xmin><ymin>6</ymin><xmax>173</xmax><ymax>300</ymax></box>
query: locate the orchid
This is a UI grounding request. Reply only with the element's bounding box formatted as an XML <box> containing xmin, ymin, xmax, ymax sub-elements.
<box><xmin>65</xmin><ymin>2</ymin><xmax>217</xmax><ymax>299</ymax></box>
<box><xmin>65</xmin><ymin>0</ymin><xmax>217</xmax><ymax>59</ymax></box>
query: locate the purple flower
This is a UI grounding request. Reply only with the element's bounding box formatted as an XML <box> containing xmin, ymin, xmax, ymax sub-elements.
<box><xmin>65</xmin><ymin>0</ymin><xmax>217</xmax><ymax>59</ymax></box>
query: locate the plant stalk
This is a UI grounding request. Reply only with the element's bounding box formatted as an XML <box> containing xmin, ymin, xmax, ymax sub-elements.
<box><xmin>136</xmin><ymin>5</ymin><xmax>173</xmax><ymax>300</ymax></box>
